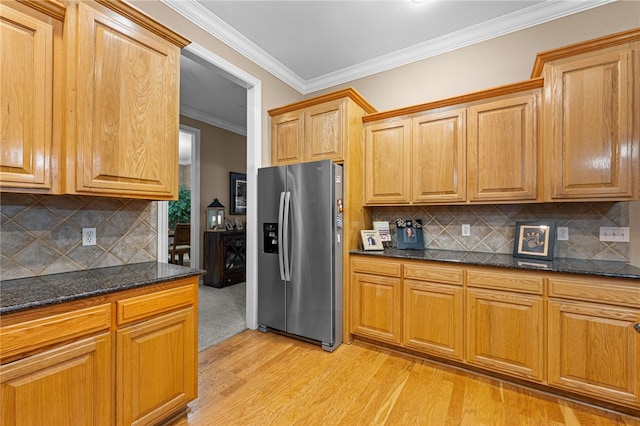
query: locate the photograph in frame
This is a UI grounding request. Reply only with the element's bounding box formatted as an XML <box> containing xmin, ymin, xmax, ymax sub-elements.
<box><xmin>361</xmin><ymin>230</ymin><xmax>384</xmax><ymax>251</ymax></box>
<box><xmin>396</xmin><ymin>218</ymin><xmax>424</xmax><ymax>250</ymax></box>
<box><xmin>513</xmin><ymin>221</ymin><xmax>556</xmax><ymax>260</ymax></box>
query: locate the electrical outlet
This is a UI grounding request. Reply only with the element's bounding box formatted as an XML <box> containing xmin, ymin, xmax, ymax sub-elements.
<box><xmin>82</xmin><ymin>228</ymin><xmax>96</xmax><ymax>246</ymax></box>
<box><xmin>557</xmin><ymin>227</ymin><xmax>569</xmax><ymax>241</ymax></box>
<box><xmin>462</xmin><ymin>224</ymin><xmax>471</xmax><ymax>237</ymax></box>
<box><xmin>599</xmin><ymin>226</ymin><xmax>630</xmax><ymax>242</ymax></box>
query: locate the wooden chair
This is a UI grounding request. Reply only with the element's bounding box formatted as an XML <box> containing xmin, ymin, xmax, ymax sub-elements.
<box><xmin>169</xmin><ymin>223</ymin><xmax>191</xmax><ymax>265</ymax></box>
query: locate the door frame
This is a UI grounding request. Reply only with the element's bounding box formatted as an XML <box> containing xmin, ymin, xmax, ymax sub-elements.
<box><xmin>158</xmin><ymin>42</ymin><xmax>262</xmax><ymax>330</ymax></box>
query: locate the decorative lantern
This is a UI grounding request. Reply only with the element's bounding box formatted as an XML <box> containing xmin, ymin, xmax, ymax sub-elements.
<box><xmin>206</xmin><ymin>198</ymin><xmax>225</xmax><ymax>230</ymax></box>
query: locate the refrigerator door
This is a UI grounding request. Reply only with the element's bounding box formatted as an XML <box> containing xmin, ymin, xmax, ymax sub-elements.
<box><xmin>257</xmin><ymin>165</ymin><xmax>287</xmax><ymax>332</ymax></box>
<box><xmin>285</xmin><ymin>161</ymin><xmax>336</xmax><ymax>343</ymax></box>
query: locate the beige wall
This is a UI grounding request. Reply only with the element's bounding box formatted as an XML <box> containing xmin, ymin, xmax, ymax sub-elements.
<box><xmin>181</xmin><ymin>116</ymin><xmax>247</xmax><ymax>268</ymax></box>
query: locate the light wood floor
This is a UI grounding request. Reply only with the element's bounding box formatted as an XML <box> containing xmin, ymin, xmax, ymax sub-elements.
<box><xmin>169</xmin><ymin>330</ymin><xmax>639</xmax><ymax>426</ymax></box>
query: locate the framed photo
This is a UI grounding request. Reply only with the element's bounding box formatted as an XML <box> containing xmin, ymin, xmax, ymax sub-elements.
<box><xmin>361</xmin><ymin>230</ymin><xmax>384</xmax><ymax>251</ymax></box>
<box><xmin>396</xmin><ymin>218</ymin><xmax>424</xmax><ymax>250</ymax></box>
<box><xmin>513</xmin><ymin>221</ymin><xmax>555</xmax><ymax>260</ymax></box>
<box><xmin>230</xmin><ymin>172</ymin><xmax>247</xmax><ymax>215</ymax></box>
<box><xmin>234</xmin><ymin>218</ymin><xmax>243</xmax><ymax>230</ymax></box>
<box><xmin>225</xmin><ymin>220</ymin><xmax>234</xmax><ymax>231</ymax></box>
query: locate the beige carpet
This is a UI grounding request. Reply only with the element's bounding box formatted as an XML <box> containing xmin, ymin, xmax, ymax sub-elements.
<box><xmin>198</xmin><ymin>282</ymin><xmax>246</xmax><ymax>351</ymax></box>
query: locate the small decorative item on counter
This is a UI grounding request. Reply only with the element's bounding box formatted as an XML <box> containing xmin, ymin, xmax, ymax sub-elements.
<box><xmin>513</xmin><ymin>221</ymin><xmax>556</xmax><ymax>260</ymax></box>
<box><xmin>361</xmin><ymin>230</ymin><xmax>384</xmax><ymax>251</ymax></box>
<box><xmin>373</xmin><ymin>221</ymin><xmax>392</xmax><ymax>247</ymax></box>
<box><xmin>396</xmin><ymin>218</ymin><xmax>424</xmax><ymax>250</ymax></box>
<box><xmin>206</xmin><ymin>198</ymin><xmax>225</xmax><ymax>230</ymax></box>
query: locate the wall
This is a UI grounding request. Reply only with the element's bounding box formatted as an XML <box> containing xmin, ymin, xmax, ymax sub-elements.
<box><xmin>372</xmin><ymin>202</ymin><xmax>630</xmax><ymax>262</ymax></box>
<box><xmin>0</xmin><ymin>193</ymin><xmax>157</xmax><ymax>280</ymax></box>
<box><xmin>180</xmin><ymin>116</ymin><xmax>247</xmax><ymax>268</ymax></box>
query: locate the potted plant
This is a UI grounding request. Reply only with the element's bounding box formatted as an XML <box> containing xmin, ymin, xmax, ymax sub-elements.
<box><xmin>168</xmin><ymin>185</ymin><xmax>191</xmax><ymax>230</ymax></box>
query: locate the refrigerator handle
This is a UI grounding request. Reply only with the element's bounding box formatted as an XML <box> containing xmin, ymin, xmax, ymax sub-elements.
<box><xmin>277</xmin><ymin>192</ymin><xmax>286</xmax><ymax>281</ymax></box>
<box><xmin>283</xmin><ymin>191</ymin><xmax>292</xmax><ymax>281</ymax></box>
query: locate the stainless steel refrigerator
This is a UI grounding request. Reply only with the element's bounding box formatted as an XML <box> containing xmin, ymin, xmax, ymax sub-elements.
<box><xmin>257</xmin><ymin>160</ymin><xmax>343</xmax><ymax>352</ymax></box>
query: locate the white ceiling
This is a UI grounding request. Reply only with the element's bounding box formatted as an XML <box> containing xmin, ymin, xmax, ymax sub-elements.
<box><xmin>172</xmin><ymin>0</ymin><xmax>614</xmax><ymax>136</ymax></box>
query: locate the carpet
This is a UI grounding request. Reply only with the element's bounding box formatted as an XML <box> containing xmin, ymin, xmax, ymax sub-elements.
<box><xmin>198</xmin><ymin>282</ymin><xmax>247</xmax><ymax>352</ymax></box>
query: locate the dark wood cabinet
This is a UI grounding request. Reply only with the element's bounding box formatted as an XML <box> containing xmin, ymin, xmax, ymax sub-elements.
<box><xmin>203</xmin><ymin>231</ymin><xmax>246</xmax><ymax>288</ymax></box>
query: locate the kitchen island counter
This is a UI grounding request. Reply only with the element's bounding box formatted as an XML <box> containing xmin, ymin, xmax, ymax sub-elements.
<box><xmin>0</xmin><ymin>262</ymin><xmax>205</xmax><ymax>315</ymax></box>
<box><xmin>350</xmin><ymin>248</ymin><xmax>640</xmax><ymax>280</ymax></box>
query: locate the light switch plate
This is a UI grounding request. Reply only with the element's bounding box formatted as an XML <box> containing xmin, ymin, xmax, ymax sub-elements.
<box><xmin>462</xmin><ymin>224</ymin><xmax>471</xmax><ymax>237</ymax></box>
<box><xmin>599</xmin><ymin>227</ymin><xmax>629</xmax><ymax>242</ymax></box>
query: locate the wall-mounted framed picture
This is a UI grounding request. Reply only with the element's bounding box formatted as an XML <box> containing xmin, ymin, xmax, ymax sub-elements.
<box><xmin>513</xmin><ymin>221</ymin><xmax>555</xmax><ymax>260</ymax></box>
<box><xmin>230</xmin><ymin>172</ymin><xmax>247</xmax><ymax>215</ymax></box>
<box><xmin>361</xmin><ymin>230</ymin><xmax>384</xmax><ymax>251</ymax></box>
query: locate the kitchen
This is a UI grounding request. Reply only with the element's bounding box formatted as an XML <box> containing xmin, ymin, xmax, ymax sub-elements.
<box><xmin>1</xmin><ymin>0</ymin><xmax>640</xmax><ymax>424</ymax></box>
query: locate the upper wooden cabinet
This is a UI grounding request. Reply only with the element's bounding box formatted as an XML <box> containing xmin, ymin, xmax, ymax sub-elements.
<box><xmin>269</xmin><ymin>88</ymin><xmax>376</xmax><ymax>166</ymax></box>
<box><xmin>532</xmin><ymin>29</ymin><xmax>640</xmax><ymax>202</ymax></box>
<box><xmin>0</xmin><ymin>0</ymin><xmax>190</xmax><ymax>200</ymax></box>
<box><xmin>0</xmin><ymin>1</ymin><xmax>64</xmax><ymax>193</ymax></box>
<box><xmin>363</xmin><ymin>80</ymin><xmax>542</xmax><ymax>205</ymax></box>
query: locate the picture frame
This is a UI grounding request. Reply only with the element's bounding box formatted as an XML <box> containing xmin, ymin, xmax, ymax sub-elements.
<box><xmin>361</xmin><ymin>230</ymin><xmax>384</xmax><ymax>251</ymax></box>
<box><xmin>230</xmin><ymin>172</ymin><xmax>247</xmax><ymax>215</ymax></box>
<box><xmin>513</xmin><ymin>221</ymin><xmax>556</xmax><ymax>260</ymax></box>
<box><xmin>225</xmin><ymin>220</ymin><xmax>234</xmax><ymax>231</ymax></box>
<box><xmin>234</xmin><ymin>217</ymin><xmax>243</xmax><ymax>230</ymax></box>
<box><xmin>396</xmin><ymin>218</ymin><xmax>424</xmax><ymax>250</ymax></box>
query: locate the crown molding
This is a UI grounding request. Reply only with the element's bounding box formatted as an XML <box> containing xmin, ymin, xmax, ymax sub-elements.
<box><xmin>164</xmin><ymin>0</ymin><xmax>614</xmax><ymax>95</ymax></box>
<box><xmin>180</xmin><ymin>105</ymin><xmax>247</xmax><ymax>136</ymax></box>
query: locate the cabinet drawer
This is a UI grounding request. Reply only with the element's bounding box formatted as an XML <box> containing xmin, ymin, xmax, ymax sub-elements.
<box><xmin>549</xmin><ymin>276</ymin><xmax>640</xmax><ymax>308</ymax></box>
<box><xmin>1</xmin><ymin>304</ymin><xmax>111</xmax><ymax>361</ymax></box>
<box><xmin>351</xmin><ymin>257</ymin><xmax>401</xmax><ymax>277</ymax></box>
<box><xmin>117</xmin><ymin>284</ymin><xmax>195</xmax><ymax>326</ymax></box>
<box><xmin>404</xmin><ymin>263</ymin><xmax>463</xmax><ymax>285</ymax></box>
<box><xmin>467</xmin><ymin>269</ymin><xmax>543</xmax><ymax>294</ymax></box>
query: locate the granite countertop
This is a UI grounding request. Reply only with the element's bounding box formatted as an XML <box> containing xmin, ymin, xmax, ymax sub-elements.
<box><xmin>351</xmin><ymin>248</ymin><xmax>640</xmax><ymax>280</ymax></box>
<box><xmin>0</xmin><ymin>262</ymin><xmax>206</xmax><ymax>315</ymax></box>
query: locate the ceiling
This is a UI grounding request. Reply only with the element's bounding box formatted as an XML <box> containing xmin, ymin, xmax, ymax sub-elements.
<box><xmin>170</xmin><ymin>0</ymin><xmax>614</xmax><ymax>136</ymax></box>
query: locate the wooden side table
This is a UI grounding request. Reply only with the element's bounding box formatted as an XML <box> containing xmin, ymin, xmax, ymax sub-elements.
<box><xmin>203</xmin><ymin>230</ymin><xmax>246</xmax><ymax>288</ymax></box>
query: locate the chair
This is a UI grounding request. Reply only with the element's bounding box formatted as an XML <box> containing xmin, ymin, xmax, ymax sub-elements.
<box><xmin>169</xmin><ymin>223</ymin><xmax>191</xmax><ymax>265</ymax></box>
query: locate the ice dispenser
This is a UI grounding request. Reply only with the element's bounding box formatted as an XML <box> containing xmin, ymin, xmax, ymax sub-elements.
<box><xmin>263</xmin><ymin>223</ymin><xmax>278</xmax><ymax>253</ymax></box>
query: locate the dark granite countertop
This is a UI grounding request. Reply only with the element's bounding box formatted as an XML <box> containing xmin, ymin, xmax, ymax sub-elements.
<box><xmin>0</xmin><ymin>262</ymin><xmax>206</xmax><ymax>315</ymax></box>
<box><xmin>350</xmin><ymin>248</ymin><xmax>640</xmax><ymax>280</ymax></box>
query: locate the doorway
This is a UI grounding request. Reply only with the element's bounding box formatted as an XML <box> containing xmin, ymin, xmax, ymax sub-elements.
<box><xmin>157</xmin><ymin>42</ymin><xmax>261</xmax><ymax>334</ymax></box>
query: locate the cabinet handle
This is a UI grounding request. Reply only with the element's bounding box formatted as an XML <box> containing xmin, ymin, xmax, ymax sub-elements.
<box><xmin>634</xmin><ymin>323</ymin><xmax>640</xmax><ymax>333</ymax></box>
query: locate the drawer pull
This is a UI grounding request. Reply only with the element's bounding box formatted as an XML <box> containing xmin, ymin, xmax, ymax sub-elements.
<box><xmin>634</xmin><ymin>323</ymin><xmax>640</xmax><ymax>333</ymax></box>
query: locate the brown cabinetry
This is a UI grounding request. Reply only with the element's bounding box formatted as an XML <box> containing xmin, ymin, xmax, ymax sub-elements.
<box><xmin>0</xmin><ymin>277</ymin><xmax>198</xmax><ymax>426</ymax></box>
<box><xmin>0</xmin><ymin>0</ymin><xmax>189</xmax><ymax>200</ymax></box>
<box><xmin>203</xmin><ymin>231</ymin><xmax>246</xmax><ymax>288</ymax></box>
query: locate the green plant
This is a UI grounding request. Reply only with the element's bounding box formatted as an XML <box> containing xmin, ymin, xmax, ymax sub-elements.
<box><xmin>168</xmin><ymin>185</ymin><xmax>191</xmax><ymax>230</ymax></box>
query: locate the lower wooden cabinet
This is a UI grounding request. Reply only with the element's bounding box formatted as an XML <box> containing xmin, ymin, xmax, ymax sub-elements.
<box><xmin>548</xmin><ymin>299</ymin><xmax>640</xmax><ymax>407</ymax></box>
<box><xmin>352</xmin><ymin>272</ymin><xmax>402</xmax><ymax>344</ymax></box>
<box><xmin>466</xmin><ymin>288</ymin><xmax>544</xmax><ymax>382</ymax></box>
<box><xmin>0</xmin><ymin>333</ymin><xmax>112</xmax><ymax>426</ymax></box>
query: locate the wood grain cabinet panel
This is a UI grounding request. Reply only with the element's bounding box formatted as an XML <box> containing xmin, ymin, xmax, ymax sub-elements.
<box><xmin>352</xmin><ymin>272</ymin><xmax>402</xmax><ymax>344</ymax></box>
<box><xmin>0</xmin><ymin>2</ymin><xmax>62</xmax><ymax>193</ymax></box>
<box><xmin>466</xmin><ymin>288</ymin><xmax>544</xmax><ymax>382</ymax></box>
<box><xmin>543</xmin><ymin>45</ymin><xmax>639</xmax><ymax>201</ymax></box>
<box><xmin>304</xmin><ymin>99</ymin><xmax>345</xmax><ymax>162</ymax></box>
<box><xmin>467</xmin><ymin>93</ymin><xmax>539</xmax><ymax>202</ymax></box>
<box><xmin>412</xmin><ymin>109</ymin><xmax>466</xmax><ymax>203</ymax></box>
<box><xmin>548</xmin><ymin>299</ymin><xmax>640</xmax><ymax>408</ymax></box>
<box><xmin>69</xmin><ymin>2</ymin><xmax>182</xmax><ymax>199</ymax></box>
<box><xmin>364</xmin><ymin>119</ymin><xmax>411</xmax><ymax>204</ymax></box>
<box><xmin>271</xmin><ymin>110</ymin><xmax>304</xmax><ymax>165</ymax></box>
<box><xmin>1</xmin><ymin>333</ymin><xmax>112</xmax><ymax>426</ymax></box>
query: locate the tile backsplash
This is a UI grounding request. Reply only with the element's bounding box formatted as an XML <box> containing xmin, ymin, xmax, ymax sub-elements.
<box><xmin>371</xmin><ymin>202</ymin><xmax>629</xmax><ymax>262</ymax></box>
<box><xmin>1</xmin><ymin>193</ymin><xmax>158</xmax><ymax>280</ymax></box>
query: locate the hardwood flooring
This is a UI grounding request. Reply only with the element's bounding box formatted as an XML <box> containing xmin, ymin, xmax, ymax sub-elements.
<box><xmin>169</xmin><ymin>330</ymin><xmax>639</xmax><ymax>426</ymax></box>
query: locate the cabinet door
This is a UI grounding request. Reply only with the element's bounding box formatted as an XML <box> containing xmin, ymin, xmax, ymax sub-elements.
<box><xmin>466</xmin><ymin>288</ymin><xmax>544</xmax><ymax>382</ymax></box>
<box><xmin>0</xmin><ymin>4</ymin><xmax>59</xmax><ymax>191</ymax></box>
<box><xmin>271</xmin><ymin>111</ymin><xmax>304</xmax><ymax>165</ymax></box>
<box><xmin>72</xmin><ymin>2</ymin><xmax>180</xmax><ymax>199</ymax></box>
<box><xmin>548</xmin><ymin>299</ymin><xmax>640</xmax><ymax>407</ymax></box>
<box><xmin>412</xmin><ymin>109</ymin><xmax>466</xmax><ymax>203</ymax></box>
<box><xmin>117</xmin><ymin>307</ymin><xmax>197</xmax><ymax>426</ymax></box>
<box><xmin>404</xmin><ymin>280</ymin><xmax>463</xmax><ymax>361</ymax></box>
<box><xmin>467</xmin><ymin>93</ymin><xmax>539</xmax><ymax>202</ymax></box>
<box><xmin>364</xmin><ymin>119</ymin><xmax>411</xmax><ymax>204</ymax></box>
<box><xmin>352</xmin><ymin>273</ymin><xmax>402</xmax><ymax>344</ymax></box>
<box><xmin>0</xmin><ymin>333</ymin><xmax>112</xmax><ymax>426</ymax></box>
<box><xmin>304</xmin><ymin>99</ymin><xmax>345</xmax><ymax>162</ymax></box>
<box><xmin>544</xmin><ymin>46</ymin><xmax>638</xmax><ymax>201</ymax></box>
